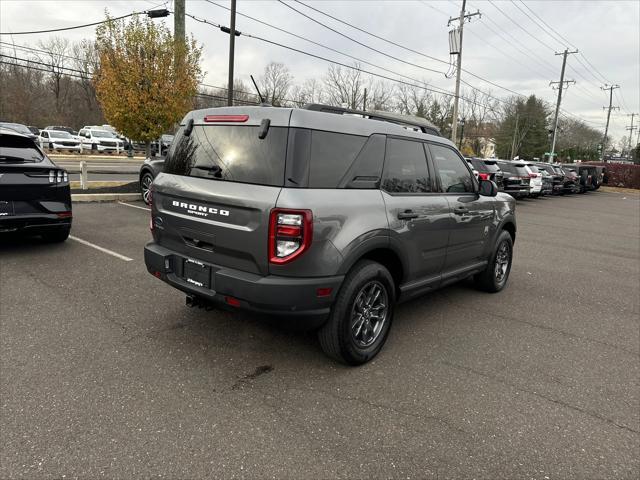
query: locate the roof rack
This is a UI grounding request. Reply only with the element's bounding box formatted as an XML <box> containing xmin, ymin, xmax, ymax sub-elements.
<box><xmin>302</xmin><ymin>103</ymin><xmax>441</xmax><ymax>136</ymax></box>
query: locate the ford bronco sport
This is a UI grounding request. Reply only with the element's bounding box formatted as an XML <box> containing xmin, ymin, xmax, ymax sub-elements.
<box><xmin>144</xmin><ymin>104</ymin><xmax>516</xmax><ymax>365</ymax></box>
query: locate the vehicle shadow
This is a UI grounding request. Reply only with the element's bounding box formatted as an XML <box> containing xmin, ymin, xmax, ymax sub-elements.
<box><xmin>0</xmin><ymin>235</ymin><xmax>68</xmax><ymax>254</ymax></box>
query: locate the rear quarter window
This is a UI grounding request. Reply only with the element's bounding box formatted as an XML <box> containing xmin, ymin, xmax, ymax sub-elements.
<box><xmin>163</xmin><ymin>125</ymin><xmax>288</xmax><ymax>187</ymax></box>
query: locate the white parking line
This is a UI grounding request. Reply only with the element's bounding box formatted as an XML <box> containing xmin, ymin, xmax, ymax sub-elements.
<box><xmin>117</xmin><ymin>201</ymin><xmax>150</xmax><ymax>212</ymax></box>
<box><xmin>68</xmin><ymin>235</ymin><xmax>133</xmax><ymax>262</ymax></box>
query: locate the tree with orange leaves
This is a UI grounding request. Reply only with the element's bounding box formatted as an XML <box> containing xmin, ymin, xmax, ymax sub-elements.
<box><xmin>94</xmin><ymin>13</ymin><xmax>201</xmax><ymax>156</ymax></box>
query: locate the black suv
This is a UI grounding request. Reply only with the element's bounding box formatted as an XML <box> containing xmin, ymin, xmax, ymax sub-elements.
<box><xmin>144</xmin><ymin>105</ymin><xmax>517</xmax><ymax>365</ymax></box>
<box><xmin>468</xmin><ymin>158</ymin><xmax>505</xmax><ymax>190</ymax></box>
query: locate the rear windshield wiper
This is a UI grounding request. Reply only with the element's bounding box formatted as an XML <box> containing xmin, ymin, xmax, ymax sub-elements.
<box><xmin>0</xmin><ymin>155</ymin><xmax>38</xmax><ymax>163</ymax></box>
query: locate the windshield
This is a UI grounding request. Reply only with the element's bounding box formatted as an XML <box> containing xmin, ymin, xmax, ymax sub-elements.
<box><xmin>91</xmin><ymin>130</ymin><xmax>116</xmax><ymax>138</ymax></box>
<box><xmin>0</xmin><ymin>122</ymin><xmax>32</xmax><ymax>136</ymax></box>
<box><xmin>0</xmin><ymin>134</ymin><xmax>44</xmax><ymax>163</ymax></box>
<box><xmin>164</xmin><ymin>125</ymin><xmax>288</xmax><ymax>186</ymax></box>
<box><xmin>526</xmin><ymin>165</ymin><xmax>540</xmax><ymax>173</ymax></box>
<box><xmin>49</xmin><ymin>131</ymin><xmax>72</xmax><ymax>139</ymax></box>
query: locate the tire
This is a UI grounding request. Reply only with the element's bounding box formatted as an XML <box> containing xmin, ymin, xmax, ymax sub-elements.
<box><xmin>474</xmin><ymin>230</ymin><xmax>513</xmax><ymax>293</ymax></box>
<box><xmin>140</xmin><ymin>172</ymin><xmax>154</xmax><ymax>205</ymax></box>
<box><xmin>42</xmin><ymin>227</ymin><xmax>70</xmax><ymax>243</ymax></box>
<box><xmin>318</xmin><ymin>260</ymin><xmax>395</xmax><ymax>366</ymax></box>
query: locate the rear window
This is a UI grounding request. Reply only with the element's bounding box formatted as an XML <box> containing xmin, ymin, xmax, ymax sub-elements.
<box><xmin>471</xmin><ymin>159</ymin><xmax>501</xmax><ymax>173</ymax></box>
<box><xmin>164</xmin><ymin>125</ymin><xmax>288</xmax><ymax>186</ymax></box>
<box><xmin>0</xmin><ymin>134</ymin><xmax>44</xmax><ymax>163</ymax></box>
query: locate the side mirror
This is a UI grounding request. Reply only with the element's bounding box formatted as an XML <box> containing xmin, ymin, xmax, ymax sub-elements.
<box><xmin>479</xmin><ymin>179</ymin><xmax>498</xmax><ymax>197</ymax></box>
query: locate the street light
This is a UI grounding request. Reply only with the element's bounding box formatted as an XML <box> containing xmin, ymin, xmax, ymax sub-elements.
<box><xmin>147</xmin><ymin>9</ymin><xmax>170</xmax><ymax>18</ymax></box>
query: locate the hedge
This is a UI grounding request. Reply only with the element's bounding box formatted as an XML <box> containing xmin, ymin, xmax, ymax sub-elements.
<box><xmin>584</xmin><ymin>162</ymin><xmax>640</xmax><ymax>190</ymax></box>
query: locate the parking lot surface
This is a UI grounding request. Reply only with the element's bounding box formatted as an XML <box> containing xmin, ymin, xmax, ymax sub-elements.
<box><xmin>1</xmin><ymin>192</ymin><xmax>639</xmax><ymax>479</ymax></box>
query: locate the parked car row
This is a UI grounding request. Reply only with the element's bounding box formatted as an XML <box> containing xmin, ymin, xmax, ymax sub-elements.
<box><xmin>466</xmin><ymin>158</ymin><xmax>605</xmax><ymax>199</ymax></box>
<box><xmin>0</xmin><ymin>122</ymin><xmax>173</xmax><ymax>155</ymax></box>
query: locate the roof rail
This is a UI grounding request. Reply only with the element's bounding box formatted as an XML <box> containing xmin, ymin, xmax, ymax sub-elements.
<box><xmin>302</xmin><ymin>103</ymin><xmax>441</xmax><ymax>136</ymax></box>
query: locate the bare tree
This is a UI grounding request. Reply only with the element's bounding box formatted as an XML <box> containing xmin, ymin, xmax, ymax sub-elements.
<box><xmin>290</xmin><ymin>78</ymin><xmax>324</xmax><ymax>106</ymax></box>
<box><xmin>367</xmin><ymin>79</ymin><xmax>393</xmax><ymax>111</ymax></box>
<box><xmin>37</xmin><ymin>37</ymin><xmax>71</xmax><ymax>115</ymax></box>
<box><xmin>259</xmin><ymin>62</ymin><xmax>292</xmax><ymax>107</ymax></box>
<box><xmin>71</xmin><ymin>39</ymin><xmax>99</xmax><ymax>111</ymax></box>
<box><xmin>323</xmin><ymin>63</ymin><xmax>365</xmax><ymax>109</ymax></box>
<box><xmin>395</xmin><ymin>83</ymin><xmax>433</xmax><ymax>118</ymax></box>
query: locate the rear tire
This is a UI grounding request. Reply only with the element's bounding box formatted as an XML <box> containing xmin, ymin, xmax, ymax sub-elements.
<box><xmin>318</xmin><ymin>260</ymin><xmax>395</xmax><ymax>366</ymax></box>
<box><xmin>42</xmin><ymin>227</ymin><xmax>70</xmax><ymax>243</ymax></box>
<box><xmin>140</xmin><ymin>172</ymin><xmax>154</xmax><ymax>205</ymax></box>
<box><xmin>474</xmin><ymin>230</ymin><xmax>513</xmax><ymax>293</ymax></box>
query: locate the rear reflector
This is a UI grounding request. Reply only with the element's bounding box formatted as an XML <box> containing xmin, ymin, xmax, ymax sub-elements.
<box><xmin>56</xmin><ymin>211</ymin><xmax>72</xmax><ymax>218</ymax></box>
<box><xmin>316</xmin><ymin>287</ymin><xmax>333</xmax><ymax>298</ymax></box>
<box><xmin>204</xmin><ymin>115</ymin><xmax>249</xmax><ymax>123</ymax></box>
<box><xmin>153</xmin><ymin>271</ymin><xmax>162</xmax><ymax>278</ymax></box>
<box><xmin>225</xmin><ymin>296</ymin><xmax>241</xmax><ymax>307</ymax></box>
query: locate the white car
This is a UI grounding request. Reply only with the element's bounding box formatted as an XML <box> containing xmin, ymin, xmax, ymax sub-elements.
<box><xmin>522</xmin><ymin>164</ymin><xmax>543</xmax><ymax>197</ymax></box>
<box><xmin>38</xmin><ymin>129</ymin><xmax>82</xmax><ymax>152</ymax></box>
<box><xmin>78</xmin><ymin>128</ymin><xmax>125</xmax><ymax>152</ymax></box>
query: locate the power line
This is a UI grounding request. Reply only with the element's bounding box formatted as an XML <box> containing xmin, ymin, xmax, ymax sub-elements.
<box><xmin>202</xmin><ymin>0</ymin><xmax>457</xmax><ymax>98</ymax></box>
<box><xmin>276</xmin><ymin>0</ymin><xmax>446</xmax><ymax>76</ymax></box>
<box><xmin>0</xmin><ymin>12</ymin><xmax>142</xmax><ymax>36</ymax></box>
<box><xmin>487</xmin><ymin>0</ymin><xmax>556</xmax><ymax>53</ymax></box>
<box><xmin>292</xmin><ymin>0</ymin><xmax>527</xmax><ymax>98</ymax></box>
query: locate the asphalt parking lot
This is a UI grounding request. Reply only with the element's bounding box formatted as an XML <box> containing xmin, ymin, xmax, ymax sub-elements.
<box><xmin>1</xmin><ymin>191</ymin><xmax>639</xmax><ymax>479</ymax></box>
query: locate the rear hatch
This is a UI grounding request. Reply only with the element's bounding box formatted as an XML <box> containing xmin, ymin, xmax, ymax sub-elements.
<box><xmin>0</xmin><ymin>134</ymin><xmax>70</xmax><ymax>216</ymax></box>
<box><xmin>151</xmin><ymin>108</ymin><xmax>292</xmax><ymax>276</ymax></box>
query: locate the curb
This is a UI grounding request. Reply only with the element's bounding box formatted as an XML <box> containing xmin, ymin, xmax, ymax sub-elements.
<box><xmin>70</xmin><ymin>181</ymin><xmax>132</xmax><ymax>188</ymax></box>
<box><xmin>72</xmin><ymin>193</ymin><xmax>141</xmax><ymax>202</ymax></box>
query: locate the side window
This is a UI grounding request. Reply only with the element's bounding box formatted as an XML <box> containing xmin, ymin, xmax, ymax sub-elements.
<box><xmin>429</xmin><ymin>144</ymin><xmax>475</xmax><ymax>193</ymax></box>
<box><xmin>381</xmin><ymin>137</ymin><xmax>431</xmax><ymax>193</ymax></box>
<box><xmin>78</xmin><ymin>130</ymin><xmax>86</xmax><ymax>137</ymax></box>
<box><xmin>42</xmin><ymin>131</ymin><xmax>48</xmax><ymax>138</ymax></box>
<box><xmin>308</xmin><ymin>131</ymin><xmax>367</xmax><ymax>188</ymax></box>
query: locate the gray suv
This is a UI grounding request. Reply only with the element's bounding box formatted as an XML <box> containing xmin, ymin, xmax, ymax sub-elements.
<box><xmin>144</xmin><ymin>105</ymin><xmax>516</xmax><ymax>365</ymax></box>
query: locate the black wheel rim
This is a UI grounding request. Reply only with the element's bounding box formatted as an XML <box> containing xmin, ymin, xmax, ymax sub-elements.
<box><xmin>350</xmin><ymin>281</ymin><xmax>388</xmax><ymax>348</ymax></box>
<box><xmin>141</xmin><ymin>175</ymin><xmax>153</xmax><ymax>203</ymax></box>
<box><xmin>494</xmin><ymin>240</ymin><xmax>511</xmax><ymax>283</ymax></box>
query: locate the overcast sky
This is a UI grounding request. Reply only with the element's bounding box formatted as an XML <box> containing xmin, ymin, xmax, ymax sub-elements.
<box><xmin>1</xmin><ymin>0</ymin><xmax>638</xmax><ymax>141</ymax></box>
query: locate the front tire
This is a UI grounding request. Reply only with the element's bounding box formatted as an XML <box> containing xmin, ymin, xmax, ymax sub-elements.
<box><xmin>318</xmin><ymin>260</ymin><xmax>395</xmax><ymax>366</ymax></box>
<box><xmin>474</xmin><ymin>230</ymin><xmax>513</xmax><ymax>293</ymax></box>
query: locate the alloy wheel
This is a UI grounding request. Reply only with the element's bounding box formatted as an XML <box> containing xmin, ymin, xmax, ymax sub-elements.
<box><xmin>494</xmin><ymin>240</ymin><xmax>511</xmax><ymax>283</ymax></box>
<box><xmin>141</xmin><ymin>174</ymin><xmax>153</xmax><ymax>204</ymax></box>
<box><xmin>350</xmin><ymin>281</ymin><xmax>388</xmax><ymax>348</ymax></box>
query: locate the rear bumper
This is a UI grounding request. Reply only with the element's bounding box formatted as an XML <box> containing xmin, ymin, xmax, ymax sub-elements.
<box><xmin>504</xmin><ymin>187</ymin><xmax>530</xmax><ymax>198</ymax></box>
<box><xmin>0</xmin><ymin>213</ymin><xmax>71</xmax><ymax>234</ymax></box>
<box><xmin>144</xmin><ymin>242</ymin><xmax>343</xmax><ymax>322</ymax></box>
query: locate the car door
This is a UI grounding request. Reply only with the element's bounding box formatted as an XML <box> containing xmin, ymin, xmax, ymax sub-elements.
<box><xmin>380</xmin><ymin>136</ymin><xmax>451</xmax><ymax>285</ymax></box>
<box><xmin>427</xmin><ymin>143</ymin><xmax>495</xmax><ymax>272</ymax></box>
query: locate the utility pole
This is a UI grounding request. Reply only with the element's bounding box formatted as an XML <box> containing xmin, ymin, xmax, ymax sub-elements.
<box><xmin>174</xmin><ymin>0</ymin><xmax>185</xmax><ymax>43</ymax></box>
<box><xmin>363</xmin><ymin>88</ymin><xmax>367</xmax><ymax>112</ymax></box>
<box><xmin>448</xmin><ymin>0</ymin><xmax>480</xmax><ymax>143</ymax></box>
<box><xmin>227</xmin><ymin>0</ymin><xmax>237</xmax><ymax>106</ymax></box>
<box><xmin>625</xmin><ymin>113</ymin><xmax>637</xmax><ymax>158</ymax></box>
<box><xmin>549</xmin><ymin>48</ymin><xmax>578</xmax><ymax>162</ymax></box>
<box><xmin>601</xmin><ymin>84</ymin><xmax>620</xmax><ymax>160</ymax></box>
<box><xmin>510</xmin><ymin>113</ymin><xmax>519</xmax><ymax>160</ymax></box>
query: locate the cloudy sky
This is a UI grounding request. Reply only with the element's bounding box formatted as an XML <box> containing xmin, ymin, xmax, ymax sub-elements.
<box><xmin>1</xmin><ymin>0</ymin><xmax>638</xmax><ymax>142</ymax></box>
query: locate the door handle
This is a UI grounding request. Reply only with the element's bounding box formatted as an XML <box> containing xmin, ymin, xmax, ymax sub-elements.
<box><xmin>398</xmin><ymin>210</ymin><xmax>419</xmax><ymax>220</ymax></box>
<box><xmin>453</xmin><ymin>206</ymin><xmax>469</xmax><ymax>215</ymax></box>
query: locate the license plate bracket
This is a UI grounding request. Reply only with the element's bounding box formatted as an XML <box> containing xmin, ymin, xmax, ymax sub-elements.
<box><xmin>0</xmin><ymin>201</ymin><xmax>14</xmax><ymax>217</ymax></box>
<box><xmin>183</xmin><ymin>258</ymin><xmax>211</xmax><ymax>289</ymax></box>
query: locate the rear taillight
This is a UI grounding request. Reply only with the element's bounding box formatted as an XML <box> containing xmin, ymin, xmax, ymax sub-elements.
<box><xmin>269</xmin><ymin>209</ymin><xmax>313</xmax><ymax>264</ymax></box>
<box><xmin>48</xmin><ymin>169</ymin><xmax>68</xmax><ymax>183</ymax></box>
<box><xmin>478</xmin><ymin>173</ymin><xmax>489</xmax><ymax>180</ymax></box>
<box><xmin>149</xmin><ymin>186</ymin><xmax>154</xmax><ymax>232</ymax></box>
